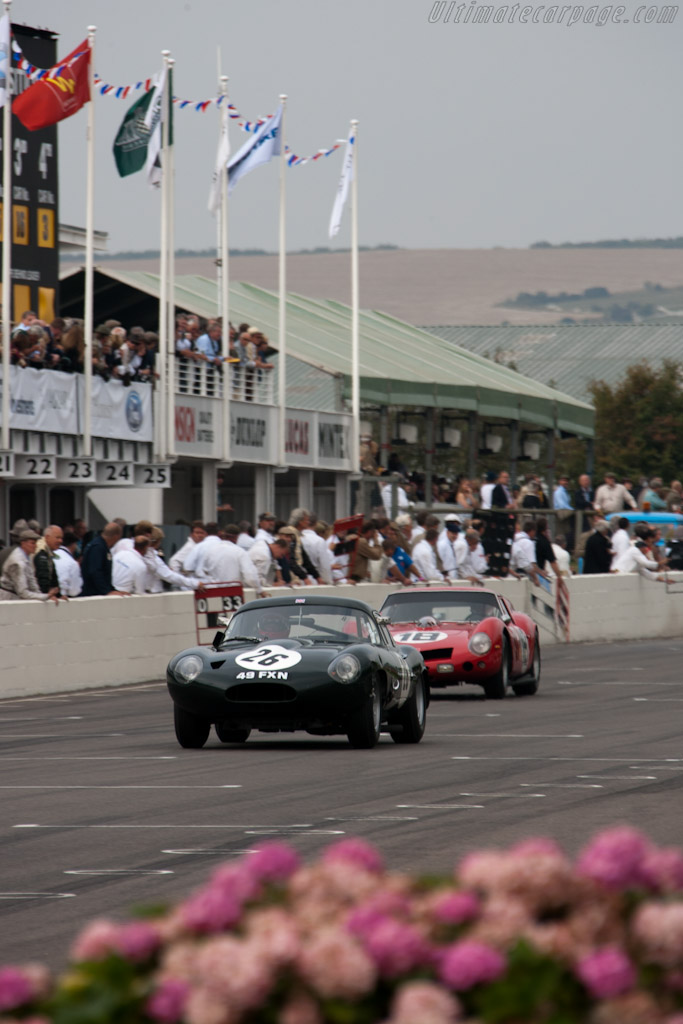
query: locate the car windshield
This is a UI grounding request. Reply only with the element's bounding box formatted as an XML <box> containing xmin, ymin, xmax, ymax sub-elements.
<box><xmin>225</xmin><ymin>604</ymin><xmax>381</xmax><ymax>644</ymax></box>
<box><xmin>382</xmin><ymin>592</ymin><xmax>502</xmax><ymax>624</ymax></box>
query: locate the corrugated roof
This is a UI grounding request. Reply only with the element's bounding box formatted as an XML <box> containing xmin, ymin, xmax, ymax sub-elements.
<box><xmin>424</xmin><ymin>323</ymin><xmax>683</xmax><ymax>405</ymax></box>
<box><xmin>59</xmin><ymin>267</ymin><xmax>594</xmax><ymax>436</ymax></box>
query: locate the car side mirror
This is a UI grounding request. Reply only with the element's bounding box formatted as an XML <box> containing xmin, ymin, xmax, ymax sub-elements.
<box><xmin>376</xmin><ymin>615</ymin><xmax>391</xmax><ymax>626</ymax></box>
<box><xmin>212</xmin><ymin>630</ymin><xmax>226</xmax><ymax>649</ymax></box>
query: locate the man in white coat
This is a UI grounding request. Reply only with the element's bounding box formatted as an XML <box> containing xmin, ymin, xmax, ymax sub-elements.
<box><xmin>169</xmin><ymin>521</ymin><xmax>207</xmax><ymax>573</ymax></box>
<box><xmin>182</xmin><ymin>523</ymin><xmax>222</xmax><ymax>580</ymax></box>
<box><xmin>411</xmin><ymin>528</ymin><xmax>446</xmax><ymax>582</ymax></box>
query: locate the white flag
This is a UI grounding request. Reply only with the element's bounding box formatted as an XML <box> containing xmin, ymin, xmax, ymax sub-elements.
<box><xmin>0</xmin><ymin>15</ymin><xmax>10</xmax><ymax>109</ymax></box>
<box><xmin>328</xmin><ymin>132</ymin><xmax>354</xmax><ymax>238</ymax></box>
<box><xmin>227</xmin><ymin>105</ymin><xmax>282</xmax><ymax>195</ymax></box>
<box><xmin>208</xmin><ymin>109</ymin><xmax>231</xmax><ymax>214</ymax></box>
<box><xmin>144</xmin><ymin>66</ymin><xmax>167</xmax><ymax>188</ymax></box>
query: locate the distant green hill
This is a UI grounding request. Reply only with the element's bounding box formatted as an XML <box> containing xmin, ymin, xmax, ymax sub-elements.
<box><xmin>531</xmin><ymin>237</ymin><xmax>683</xmax><ymax>249</ymax></box>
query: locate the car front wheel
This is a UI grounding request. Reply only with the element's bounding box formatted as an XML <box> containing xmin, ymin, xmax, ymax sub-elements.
<box><xmin>347</xmin><ymin>680</ymin><xmax>382</xmax><ymax>749</ymax></box>
<box><xmin>390</xmin><ymin>675</ymin><xmax>427</xmax><ymax>744</ymax></box>
<box><xmin>174</xmin><ymin>705</ymin><xmax>211</xmax><ymax>749</ymax></box>
<box><xmin>215</xmin><ymin>721</ymin><xmax>251</xmax><ymax>743</ymax></box>
<box><xmin>483</xmin><ymin>639</ymin><xmax>508</xmax><ymax>700</ymax></box>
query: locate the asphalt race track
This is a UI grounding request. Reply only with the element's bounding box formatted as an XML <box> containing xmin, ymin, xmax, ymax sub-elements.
<box><xmin>1</xmin><ymin>636</ymin><xmax>682</xmax><ymax>970</ymax></box>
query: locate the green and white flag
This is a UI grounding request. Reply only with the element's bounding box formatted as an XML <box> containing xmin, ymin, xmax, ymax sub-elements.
<box><xmin>113</xmin><ymin>67</ymin><xmax>170</xmax><ymax>187</ymax></box>
<box><xmin>112</xmin><ymin>87</ymin><xmax>156</xmax><ymax>179</ymax></box>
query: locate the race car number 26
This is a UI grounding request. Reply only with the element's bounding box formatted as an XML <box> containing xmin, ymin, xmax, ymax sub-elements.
<box><xmin>234</xmin><ymin>646</ymin><xmax>302</xmax><ymax>670</ymax></box>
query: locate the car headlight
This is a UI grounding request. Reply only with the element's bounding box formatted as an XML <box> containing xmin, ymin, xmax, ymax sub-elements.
<box><xmin>328</xmin><ymin>653</ymin><xmax>361</xmax><ymax>684</ymax></box>
<box><xmin>174</xmin><ymin>655</ymin><xmax>204</xmax><ymax>683</ymax></box>
<box><xmin>469</xmin><ymin>632</ymin><xmax>492</xmax><ymax>655</ymax></box>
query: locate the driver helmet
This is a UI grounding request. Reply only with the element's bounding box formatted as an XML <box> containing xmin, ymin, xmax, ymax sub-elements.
<box><xmin>258</xmin><ymin>611</ymin><xmax>290</xmax><ymax>640</ymax></box>
<box><xmin>417</xmin><ymin>615</ymin><xmax>438</xmax><ymax>629</ymax></box>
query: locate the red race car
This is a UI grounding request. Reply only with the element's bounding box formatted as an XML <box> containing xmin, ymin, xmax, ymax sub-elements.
<box><xmin>380</xmin><ymin>587</ymin><xmax>540</xmax><ymax>700</ymax></box>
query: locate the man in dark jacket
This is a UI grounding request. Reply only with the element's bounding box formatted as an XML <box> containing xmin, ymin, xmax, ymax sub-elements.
<box><xmin>583</xmin><ymin>519</ymin><xmax>613</xmax><ymax>574</ymax></box>
<box><xmin>81</xmin><ymin>522</ymin><xmax>124</xmax><ymax>596</ymax></box>
<box><xmin>34</xmin><ymin>525</ymin><xmax>64</xmax><ymax>596</ymax></box>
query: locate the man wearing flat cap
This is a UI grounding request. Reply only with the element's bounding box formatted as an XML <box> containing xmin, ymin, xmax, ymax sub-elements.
<box><xmin>0</xmin><ymin>530</ymin><xmax>61</xmax><ymax>603</ymax></box>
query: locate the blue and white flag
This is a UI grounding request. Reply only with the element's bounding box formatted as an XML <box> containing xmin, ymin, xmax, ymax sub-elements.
<box><xmin>227</xmin><ymin>104</ymin><xmax>282</xmax><ymax>195</ymax></box>
<box><xmin>0</xmin><ymin>15</ymin><xmax>10</xmax><ymax>109</ymax></box>
<box><xmin>328</xmin><ymin>131</ymin><xmax>354</xmax><ymax>238</ymax></box>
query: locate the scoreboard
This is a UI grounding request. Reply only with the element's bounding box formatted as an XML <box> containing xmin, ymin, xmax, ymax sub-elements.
<box><xmin>0</xmin><ymin>24</ymin><xmax>58</xmax><ymax>324</ymax></box>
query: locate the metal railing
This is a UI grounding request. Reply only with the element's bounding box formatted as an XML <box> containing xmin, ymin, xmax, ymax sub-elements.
<box><xmin>173</xmin><ymin>357</ymin><xmax>275</xmax><ymax>404</ymax></box>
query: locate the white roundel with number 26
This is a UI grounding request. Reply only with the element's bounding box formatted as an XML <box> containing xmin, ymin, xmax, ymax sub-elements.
<box><xmin>393</xmin><ymin>631</ymin><xmax>448</xmax><ymax>644</ymax></box>
<box><xmin>234</xmin><ymin>646</ymin><xmax>302</xmax><ymax>670</ymax></box>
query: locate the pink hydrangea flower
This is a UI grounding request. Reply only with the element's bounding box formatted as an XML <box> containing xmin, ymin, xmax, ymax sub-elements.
<box><xmin>511</xmin><ymin>837</ymin><xmax>564</xmax><ymax>857</ymax></box>
<box><xmin>386</xmin><ymin>981</ymin><xmax>462</xmax><ymax>1024</ymax></box>
<box><xmin>432</xmin><ymin>891</ymin><xmax>480</xmax><ymax>926</ymax></box>
<box><xmin>576</xmin><ymin>826</ymin><xmax>652</xmax><ymax>889</ymax></box>
<box><xmin>641</xmin><ymin>847</ymin><xmax>683</xmax><ymax>893</ymax></box>
<box><xmin>576</xmin><ymin>947</ymin><xmax>636</xmax><ymax>999</ymax></box>
<box><xmin>439</xmin><ymin>940</ymin><xmax>506</xmax><ymax>990</ymax></box>
<box><xmin>246</xmin><ymin>842</ymin><xmax>300</xmax><ymax>883</ymax></box>
<box><xmin>114</xmin><ymin>922</ymin><xmax>160</xmax><ymax>962</ymax></box>
<box><xmin>633</xmin><ymin>903</ymin><xmax>683</xmax><ymax>968</ymax></box>
<box><xmin>361</xmin><ymin>916</ymin><xmax>432</xmax><ymax>977</ymax></box>
<box><xmin>0</xmin><ymin>967</ymin><xmax>35</xmax><ymax>1011</ymax></box>
<box><xmin>322</xmin><ymin>838</ymin><xmax>384</xmax><ymax>874</ymax></box>
<box><xmin>298</xmin><ymin>927</ymin><xmax>377</xmax><ymax>999</ymax></box>
<box><xmin>180</xmin><ymin>863</ymin><xmax>260</xmax><ymax>934</ymax></box>
<box><xmin>70</xmin><ymin>919</ymin><xmax>123</xmax><ymax>962</ymax></box>
<box><xmin>277</xmin><ymin>990</ymin><xmax>323</xmax><ymax>1024</ymax></box>
<box><xmin>146</xmin><ymin>978</ymin><xmax>190</xmax><ymax>1023</ymax></box>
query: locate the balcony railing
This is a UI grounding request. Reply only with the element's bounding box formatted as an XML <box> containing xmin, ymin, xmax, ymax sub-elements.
<box><xmin>173</xmin><ymin>357</ymin><xmax>275</xmax><ymax>404</ymax></box>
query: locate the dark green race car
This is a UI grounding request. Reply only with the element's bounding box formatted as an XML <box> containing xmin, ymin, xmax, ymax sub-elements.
<box><xmin>167</xmin><ymin>595</ymin><xmax>428</xmax><ymax>749</ymax></box>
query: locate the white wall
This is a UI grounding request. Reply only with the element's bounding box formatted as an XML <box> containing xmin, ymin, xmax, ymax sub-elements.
<box><xmin>1</xmin><ymin>574</ymin><xmax>682</xmax><ymax>699</ymax></box>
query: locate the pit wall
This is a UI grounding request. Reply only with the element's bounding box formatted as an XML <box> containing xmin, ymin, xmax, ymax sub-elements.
<box><xmin>1</xmin><ymin>573</ymin><xmax>682</xmax><ymax>699</ymax></box>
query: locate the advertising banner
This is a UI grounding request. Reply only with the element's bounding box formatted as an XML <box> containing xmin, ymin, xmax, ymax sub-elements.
<box><xmin>174</xmin><ymin>394</ymin><xmax>222</xmax><ymax>458</ymax></box>
<box><xmin>316</xmin><ymin>412</ymin><xmax>351</xmax><ymax>471</ymax></box>
<box><xmin>83</xmin><ymin>376</ymin><xmax>153</xmax><ymax>442</ymax></box>
<box><xmin>0</xmin><ymin>366</ymin><xmax>77</xmax><ymax>433</ymax></box>
<box><xmin>230</xmin><ymin>402</ymin><xmax>275</xmax><ymax>464</ymax></box>
<box><xmin>284</xmin><ymin>410</ymin><xmax>315</xmax><ymax>467</ymax></box>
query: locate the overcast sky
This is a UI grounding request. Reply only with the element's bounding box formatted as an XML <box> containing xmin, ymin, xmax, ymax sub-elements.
<box><xmin>13</xmin><ymin>0</ymin><xmax>683</xmax><ymax>255</ymax></box>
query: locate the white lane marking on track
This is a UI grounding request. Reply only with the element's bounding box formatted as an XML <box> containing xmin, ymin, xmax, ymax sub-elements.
<box><xmin>64</xmin><ymin>869</ymin><xmax>174</xmax><ymax>875</ymax></box>
<box><xmin>577</xmin><ymin>774</ymin><xmax>657</xmax><ymax>780</ymax></box>
<box><xmin>0</xmin><ymin>756</ymin><xmax>177</xmax><ymax>761</ymax></box>
<box><xmin>438</xmin><ymin>733</ymin><xmax>584</xmax><ymax>738</ymax></box>
<box><xmin>0</xmin><ymin>892</ymin><xmax>75</xmax><ymax>899</ymax></box>
<box><xmin>244</xmin><ymin>829</ymin><xmax>345</xmax><ymax>835</ymax></box>
<box><xmin>520</xmin><ymin>782</ymin><xmax>603</xmax><ymax>788</ymax></box>
<box><xmin>0</xmin><ymin>785</ymin><xmax>241</xmax><ymax>789</ymax></box>
<box><xmin>396</xmin><ymin>804</ymin><xmax>485</xmax><ymax>810</ymax></box>
<box><xmin>0</xmin><ymin>716</ymin><xmax>83</xmax><ymax>723</ymax></box>
<box><xmin>485</xmin><ymin>713</ymin><xmax>501</xmax><ymax>717</ymax></box>
<box><xmin>634</xmin><ymin>697</ymin><xmax>683</xmax><ymax>702</ymax></box>
<box><xmin>163</xmin><ymin>848</ymin><xmax>257</xmax><ymax>855</ymax></box>
<box><xmin>457</xmin><ymin>792</ymin><xmax>546</xmax><ymax>798</ymax></box>
<box><xmin>325</xmin><ymin>816</ymin><xmax>419</xmax><ymax>821</ymax></box>
<box><xmin>452</xmin><ymin>756</ymin><xmax>681</xmax><ymax>761</ymax></box>
<box><xmin>15</xmin><ymin>823</ymin><xmax>314</xmax><ymax>829</ymax></box>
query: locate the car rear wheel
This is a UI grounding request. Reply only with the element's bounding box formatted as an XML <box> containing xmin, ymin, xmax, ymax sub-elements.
<box><xmin>347</xmin><ymin>680</ymin><xmax>382</xmax><ymax>749</ymax></box>
<box><xmin>483</xmin><ymin>639</ymin><xmax>508</xmax><ymax>700</ymax></box>
<box><xmin>215</xmin><ymin>721</ymin><xmax>251</xmax><ymax>743</ymax></box>
<box><xmin>390</xmin><ymin>675</ymin><xmax>427</xmax><ymax>744</ymax></box>
<box><xmin>512</xmin><ymin>634</ymin><xmax>541</xmax><ymax>696</ymax></box>
<box><xmin>174</xmin><ymin>705</ymin><xmax>211</xmax><ymax>749</ymax></box>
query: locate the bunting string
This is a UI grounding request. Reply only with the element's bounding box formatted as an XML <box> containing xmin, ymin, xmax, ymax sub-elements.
<box><xmin>11</xmin><ymin>39</ymin><xmax>344</xmax><ymax>167</ymax></box>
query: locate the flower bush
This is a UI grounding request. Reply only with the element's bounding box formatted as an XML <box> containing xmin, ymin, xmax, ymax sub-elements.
<box><xmin>5</xmin><ymin>827</ymin><xmax>683</xmax><ymax>1023</ymax></box>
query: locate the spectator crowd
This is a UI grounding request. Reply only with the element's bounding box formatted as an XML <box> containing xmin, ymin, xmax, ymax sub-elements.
<box><xmin>2</xmin><ymin>310</ymin><xmax>275</xmax><ymax>394</ymax></box>
<box><xmin>1</xmin><ymin>467</ymin><xmax>681</xmax><ymax>605</ymax></box>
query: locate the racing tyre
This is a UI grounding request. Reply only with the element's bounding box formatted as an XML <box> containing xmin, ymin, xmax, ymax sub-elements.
<box><xmin>174</xmin><ymin>705</ymin><xmax>211</xmax><ymax>749</ymax></box>
<box><xmin>483</xmin><ymin>638</ymin><xmax>508</xmax><ymax>700</ymax></box>
<box><xmin>512</xmin><ymin>634</ymin><xmax>541</xmax><ymax>697</ymax></box>
<box><xmin>347</xmin><ymin>680</ymin><xmax>382</xmax><ymax>749</ymax></box>
<box><xmin>390</xmin><ymin>675</ymin><xmax>427</xmax><ymax>744</ymax></box>
<box><xmin>215</xmin><ymin>721</ymin><xmax>251</xmax><ymax>743</ymax></box>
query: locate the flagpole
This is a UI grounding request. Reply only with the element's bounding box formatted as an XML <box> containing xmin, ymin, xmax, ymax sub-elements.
<box><xmin>219</xmin><ymin>74</ymin><xmax>231</xmax><ymax>465</ymax></box>
<box><xmin>82</xmin><ymin>25</ymin><xmax>96</xmax><ymax>458</ymax></box>
<box><xmin>1</xmin><ymin>0</ymin><xmax>11</xmax><ymax>452</ymax></box>
<box><xmin>157</xmin><ymin>49</ymin><xmax>170</xmax><ymax>462</ymax></box>
<box><xmin>166</xmin><ymin>57</ymin><xmax>175</xmax><ymax>461</ymax></box>
<box><xmin>350</xmin><ymin>119</ymin><xmax>359</xmax><ymax>477</ymax></box>
<box><xmin>277</xmin><ymin>94</ymin><xmax>287</xmax><ymax>469</ymax></box>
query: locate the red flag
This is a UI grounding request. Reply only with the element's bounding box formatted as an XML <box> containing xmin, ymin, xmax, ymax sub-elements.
<box><xmin>13</xmin><ymin>39</ymin><xmax>91</xmax><ymax>131</ymax></box>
